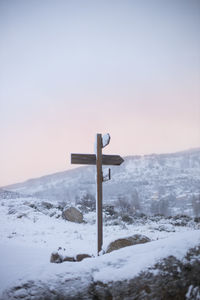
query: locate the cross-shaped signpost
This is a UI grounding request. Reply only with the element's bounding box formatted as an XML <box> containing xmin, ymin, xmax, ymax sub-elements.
<box><xmin>71</xmin><ymin>133</ymin><xmax>124</xmax><ymax>255</ymax></box>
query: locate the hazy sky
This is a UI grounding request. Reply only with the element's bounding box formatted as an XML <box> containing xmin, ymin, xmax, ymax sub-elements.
<box><xmin>0</xmin><ymin>0</ymin><xmax>200</xmax><ymax>186</ymax></box>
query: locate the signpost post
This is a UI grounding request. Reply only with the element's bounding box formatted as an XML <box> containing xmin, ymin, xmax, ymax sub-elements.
<box><xmin>71</xmin><ymin>133</ymin><xmax>124</xmax><ymax>255</ymax></box>
<box><xmin>96</xmin><ymin>134</ymin><xmax>103</xmax><ymax>255</ymax></box>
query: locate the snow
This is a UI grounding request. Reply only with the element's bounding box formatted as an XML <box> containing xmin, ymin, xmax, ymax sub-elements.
<box><xmin>0</xmin><ymin>242</ymin><xmax>49</xmax><ymax>293</ymax></box>
<box><xmin>102</xmin><ymin>133</ymin><xmax>110</xmax><ymax>148</ymax></box>
<box><xmin>1</xmin><ymin>147</ymin><xmax>200</xmax><ymax>297</ymax></box>
<box><xmin>186</xmin><ymin>285</ymin><xmax>200</xmax><ymax>300</ymax></box>
<box><xmin>0</xmin><ymin>229</ymin><xmax>199</xmax><ymax>294</ymax></box>
<box><xmin>0</xmin><ymin>195</ymin><xmax>200</xmax><ymax>296</ymax></box>
<box><xmin>92</xmin><ymin>230</ymin><xmax>200</xmax><ymax>283</ymax></box>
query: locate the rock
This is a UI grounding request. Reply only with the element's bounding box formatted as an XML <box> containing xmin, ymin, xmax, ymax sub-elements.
<box><xmin>17</xmin><ymin>213</ymin><xmax>27</xmax><ymax>218</ymax></box>
<box><xmin>105</xmin><ymin>234</ymin><xmax>150</xmax><ymax>253</ymax></box>
<box><xmin>75</xmin><ymin>254</ymin><xmax>92</xmax><ymax>262</ymax></box>
<box><xmin>41</xmin><ymin>201</ymin><xmax>54</xmax><ymax>209</ymax></box>
<box><xmin>0</xmin><ymin>273</ymin><xmax>93</xmax><ymax>300</ymax></box>
<box><xmin>194</xmin><ymin>217</ymin><xmax>200</xmax><ymax>223</ymax></box>
<box><xmin>50</xmin><ymin>251</ymin><xmax>75</xmax><ymax>263</ymax></box>
<box><xmin>51</xmin><ymin>249</ymin><xmax>91</xmax><ymax>263</ymax></box>
<box><xmin>62</xmin><ymin>206</ymin><xmax>83</xmax><ymax>223</ymax></box>
<box><xmin>50</xmin><ymin>252</ymin><xmax>63</xmax><ymax>263</ymax></box>
<box><xmin>63</xmin><ymin>256</ymin><xmax>75</xmax><ymax>262</ymax></box>
<box><xmin>121</xmin><ymin>214</ymin><xmax>134</xmax><ymax>224</ymax></box>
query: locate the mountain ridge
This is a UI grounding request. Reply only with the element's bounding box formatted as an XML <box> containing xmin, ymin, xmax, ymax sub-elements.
<box><xmin>2</xmin><ymin>147</ymin><xmax>200</xmax><ymax>216</ymax></box>
<box><xmin>3</xmin><ymin>147</ymin><xmax>200</xmax><ymax>189</ymax></box>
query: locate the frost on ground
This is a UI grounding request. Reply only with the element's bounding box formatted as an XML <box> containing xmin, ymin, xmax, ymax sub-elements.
<box><xmin>0</xmin><ymin>196</ymin><xmax>200</xmax><ymax>299</ymax></box>
<box><xmin>0</xmin><ymin>232</ymin><xmax>200</xmax><ymax>300</ymax></box>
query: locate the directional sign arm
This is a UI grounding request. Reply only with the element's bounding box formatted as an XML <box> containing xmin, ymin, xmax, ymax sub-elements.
<box><xmin>71</xmin><ymin>154</ymin><xmax>96</xmax><ymax>165</ymax></box>
<box><xmin>71</xmin><ymin>154</ymin><xmax>124</xmax><ymax>165</ymax></box>
<box><xmin>102</xmin><ymin>155</ymin><xmax>124</xmax><ymax>165</ymax></box>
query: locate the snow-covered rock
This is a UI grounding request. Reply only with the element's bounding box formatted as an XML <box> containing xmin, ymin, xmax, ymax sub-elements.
<box><xmin>50</xmin><ymin>247</ymin><xmax>92</xmax><ymax>263</ymax></box>
<box><xmin>105</xmin><ymin>234</ymin><xmax>151</xmax><ymax>253</ymax></box>
<box><xmin>62</xmin><ymin>206</ymin><xmax>84</xmax><ymax>223</ymax></box>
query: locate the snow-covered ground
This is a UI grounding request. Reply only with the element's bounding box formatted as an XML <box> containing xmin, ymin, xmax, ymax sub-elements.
<box><xmin>0</xmin><ymin>195</ymin><xmax>200</xmax><ymax>298</ymax></box>
<box><xmin>1</xmin><ymin>148</ymin><xmax>200</xmax><ymax>298</ymax></box>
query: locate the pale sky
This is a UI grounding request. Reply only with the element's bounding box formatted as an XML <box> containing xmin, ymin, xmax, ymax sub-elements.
<box><xmin>0</xmin><ymin>0</ymin><xmax>200</xmax><ymax>186</ymax></box>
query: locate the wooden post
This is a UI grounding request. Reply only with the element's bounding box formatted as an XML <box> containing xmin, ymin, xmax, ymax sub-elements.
<box><xmin>71</xmin><ymin>133</ymin><xmax>124</xmax><ymax>256</ymax></box>
<box><xmin>96</xmin><ymin>133</ymin><xmax>103</xmax><ymax>255</ymax></box>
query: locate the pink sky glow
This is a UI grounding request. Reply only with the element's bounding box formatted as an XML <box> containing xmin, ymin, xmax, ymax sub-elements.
<box><xmin>0</xmin><ymin>0</ymin><xmax>200</xmax><ymax>186</ymax></box>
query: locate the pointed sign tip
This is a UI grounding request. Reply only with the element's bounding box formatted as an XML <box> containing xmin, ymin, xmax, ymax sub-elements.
<box><xmin>120</xmin><ymin>157</ymin><xmax>124</xmax><ymax>164</ymax></box>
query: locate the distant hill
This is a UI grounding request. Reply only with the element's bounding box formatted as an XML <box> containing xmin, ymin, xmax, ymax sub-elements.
<box><xmin>3</xmin><ymin>148</ymin><xmax>200</xmax><ymax>216</ymax></box>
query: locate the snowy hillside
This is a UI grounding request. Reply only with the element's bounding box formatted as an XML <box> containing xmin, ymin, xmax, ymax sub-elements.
<box><xmin>0</xmin><ymin>148</ymin><xmax>200</xmax><ymax>299</ymax></box>
<box><xmin>3</xmin><ymin>148</ymin><xmax>200</xmax><ymax>217</ymax></box>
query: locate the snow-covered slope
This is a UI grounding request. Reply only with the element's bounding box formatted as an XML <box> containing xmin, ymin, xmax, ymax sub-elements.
<box><xmin>0</xmin><ymin>194</ymin><xmax>200</xmax><ymax>297</ymax></box>
<box><xmin>0</xmin><ymin>210</ymin><xmax>200</xmax><ymax>300</ymax></box>
<box><xmin>2</xmin><ymin>148</ymin><xmax>200</xmax><ymax>216</ymax></box>
<box><xmin>0</xmin><ymin>147</ymin><xmax>200</xmax><ymax>299</ymax></box>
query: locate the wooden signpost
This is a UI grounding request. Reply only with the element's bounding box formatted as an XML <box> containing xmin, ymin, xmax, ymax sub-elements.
<box><xmin>71</xmin><ymin>133</ymin><xmax>124</xmax><ymax>255</ymax></box>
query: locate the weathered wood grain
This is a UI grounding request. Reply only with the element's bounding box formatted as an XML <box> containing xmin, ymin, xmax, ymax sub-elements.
<box><xmin>71</xmin><ymin>154</ymin><xmax>124</xmax><ymax>165</ymax></box>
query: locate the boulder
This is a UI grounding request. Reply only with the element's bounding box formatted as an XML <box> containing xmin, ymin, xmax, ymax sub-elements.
<box><xmin>62</xmin><ymin>206</ymin><xmax>83</xmax><ymax>223</ymax></box>
<box><xmin>105</xmin><ymin>234</ymin><xmax>150</xmax><ymax>253</ymax></box>
<box><xmin>75</xmin><ymin>254</ymin><xmax>92</xmax><ymax>262</ymax></box>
